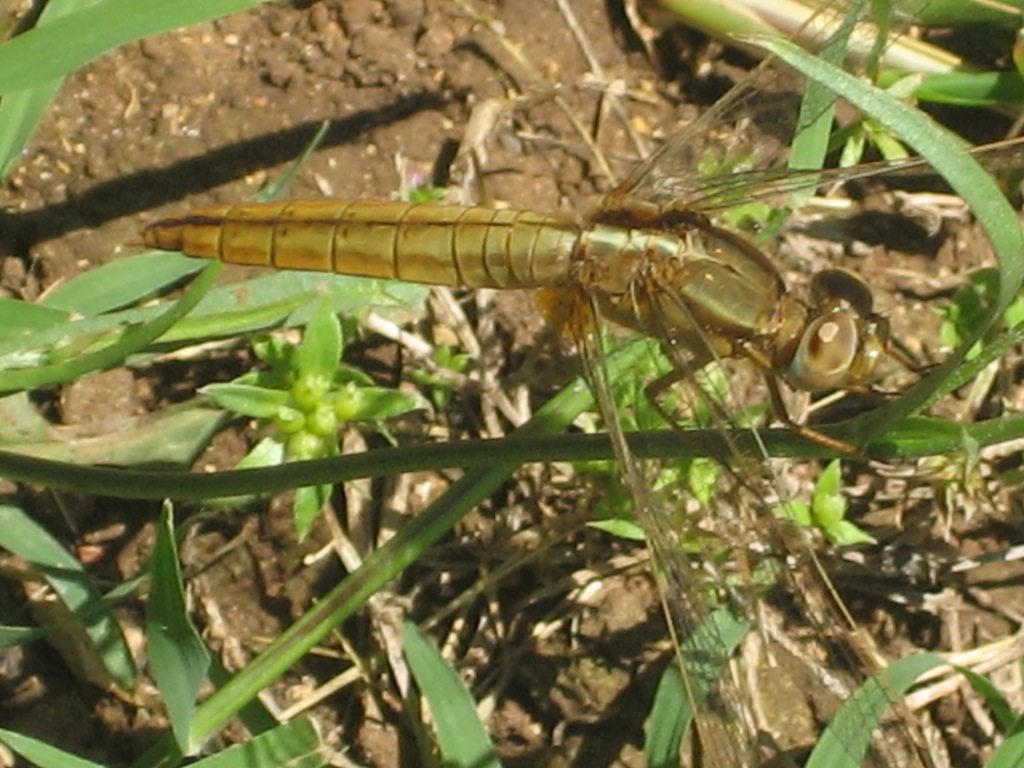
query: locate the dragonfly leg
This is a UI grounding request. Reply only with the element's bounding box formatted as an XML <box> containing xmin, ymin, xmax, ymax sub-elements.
<box><xmin>762</xmin><ymin>374</ymin><xmax>862</xmax><ymax>456</ymax></box>
<box><xmin>732</xmin><ymin>339</ymin><xmax>864</xmax><ymax>456</ymax></box>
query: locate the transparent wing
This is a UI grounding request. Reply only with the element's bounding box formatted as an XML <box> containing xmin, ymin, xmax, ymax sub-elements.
<box><xmin>603</xmin><ymin>53</ymin><xmax>807</xmax><ymax>209</ymax></box>
<box><xmin>610</xmin><ymin>127</ymin><xmax>1024</xmax><ymax>216</ymax></box>
<box><xmin>601</xmin><ymin>0</ymin><xmax>974</xmax><ymax>214</ymax></box>
<box><xmin>567</xmin><ymin>286</ymin><xmax>758</xmax><ymax>767</ymax></box>
<box><xmin>563</xmin><ymin>270</ymin><xmax>937</xmax><ymax>765</ymax></box>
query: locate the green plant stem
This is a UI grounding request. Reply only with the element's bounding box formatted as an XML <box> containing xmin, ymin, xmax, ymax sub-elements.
<box><xmin>0</xmin><ymin>413</ymin><xmax>1019</xmax><ymax>501</ymax></box>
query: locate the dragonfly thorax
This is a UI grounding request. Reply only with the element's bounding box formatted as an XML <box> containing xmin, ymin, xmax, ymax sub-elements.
<box><xmin>577</xmin><ymin>220</ymin><xmax>784</xmax><ymax>341</ymax></box>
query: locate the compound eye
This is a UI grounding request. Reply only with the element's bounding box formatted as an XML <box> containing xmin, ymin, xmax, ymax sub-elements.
<box><xmin>786</xmin><ymin>310</ymin><xmax>859</xmax><ymax>391</ymax></box>
<box><xmin>811</xmin><ymin>269</ymin><xmax>874</xmax><ymax>317</ymax></box>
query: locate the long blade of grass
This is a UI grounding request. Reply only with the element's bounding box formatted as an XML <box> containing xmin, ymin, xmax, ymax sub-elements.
<box><xmin>788</xmin><ymin>0</ymin><xmax>868</xmax><ymax>174</ymax></box>
<box><xmin>184</xmin><ymin>719</ymin><xmax>327</xmax><ymax>767</ymax></box>
<box><xmin>0</xmin><ymin>504</ymin><xmax>135</xmax><ymax>690</ymax></box>
<box><xmin>0</xmin><ymin>262</ymin><xmax>221</xmax><ymax>392</ymax></box>
<box><xmin>0</xmin><ymin>269</ymin><xmax>425</xmax><ymax>365</ymax></box>
<box><xmin>0</xmin><ymin>728</ymin><xmax>105</xmax><ymax>768</ymax></box>
<box><xmin>0</xmin><ymin>0</ymin><xmax>266</xmax><ymax>94</ymax></box>
<box><xmin>40</xmin><ymin>252</ymin><xmax>208</xmax><ymax>315</ymax></box>
<box><xmin>0</xmin><ymin>0</ymin><xmax>268</xmax><ymax>181</ymax></box>
<box><xmin>7</xmin><ymin>401</ymin><xmax>227</xmax><ymax>467</ymax></box>
<box><xmin>806</xmin><ymin>653</ymin><xmax>947</xmax><ymax>767</ymax></box>
<box><xmin>985</xmin><ymin>731</ymin><xmax>1024</xmax><ymax>768</ymax></box>
<box><xmin>402</xmin><ymin>620</ymin><xmax>500</xmax><ymax>768</ymax></box>
<box><xmin>147</xmin><ymin>503</ymin><xmax>210</xmax><ymax>753</ymax></box>
<box><xmin>6</xmin><ymin>410</ymin><xmax>1024</xmax><ymax>500</ymax></box>
<box><xmin>645</xmin><ymin>609</ymin><xmax>751</xmax><ymax>767</ymax></box>
<box><xmin>0</xmin><ymin>0</ymin><xmax>95</xmax><ymax>179</ymax></box>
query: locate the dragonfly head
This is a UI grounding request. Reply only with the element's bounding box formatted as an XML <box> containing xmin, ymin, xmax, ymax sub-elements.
<box><xmin>784</xmin><ymin>269</ymin><xmax>889</xmax><ymax>392</ymax></box>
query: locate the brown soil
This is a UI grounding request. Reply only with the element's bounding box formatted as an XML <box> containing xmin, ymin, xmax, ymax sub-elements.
<box><xmin>0</xmin><ymin>1</ymin><xmax>1022</xmax><ymax>767</ymax></box>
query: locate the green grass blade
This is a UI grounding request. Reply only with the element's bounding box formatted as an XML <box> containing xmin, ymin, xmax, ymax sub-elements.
<box><xmin>0</xmin><ymin>0</ymin><xmax>267</xmax><ymax>181</ymax></box>
<box><xmin>645</xmin><ymin>608</ymin><xmax>751</xmax><ymax>767</ymax></box>
<box><xmin>0</xmin><ymin>271</ymin><xmax>424</xmax><ymax>367</ymax></box>
<box><xmin>183</xmin><ymin>719</ymin><xmax>327</xmax><ymax>768</ymax></box>
<box><xmin>5</xmin><ymin>410</ymin><xmax>1024</xmax><ymax>502</ymax></box>
<box><xmin>8</xmin><ymin>400</ymin><xmax>226</xmax><ymax>467</ymax></box>
<box><xmin>0</xmin><ymin>299</ymin><xmax>70</xmax><ymax>341</ymax></box>
<box><xmin>0</xmin><ymin>504</ymin><xmax>136</xmax><ymax>690</ymax></box>
<box><xmin>0</xmin><ymin>624</ymin><xmax>46</xmax><ymax>645</ymax></box>
<box><xmin>900</xmin><ymin>71</ymin><xmax>1024</xmax><ymax>108</ymax></box>
<box><xmin>0</xmin><ymin>0</ymin><xmax>97</xmax><ymax>179</ymax></box>
<box><xmin>147</xmin><ymin>503</ymin><xmax>210</xmax><ymax>754</ymax></box>
<box><xmin>0</xmin><ymin>0</ymin><xmax>266</xmax><ymax>94</ymax></box>
<box><xmin>0</xmin><ymin>261</ymin><xmax>221</xmax><ymax>392</ymax></box>
<box><xmin>0</xmin><ymin>417</ymin><xmax>969</xmax><ymax>500</ymax></box>
<box><xmin>645</xmin><ymin>663</ymin><xmax>690</xmax><ymax>768</ymax></box>
<box><xmin>788</xmin><ymin>0</ymin><xmax>869</xmax><ymax>174</ymax></box>
<box><xmin>954</xmin><ymin>664</ymin><xmax>1018</xmax><ymax>732</ymax></box>
<box><xmin>403</xmin><ymin>620</ymin><xmax>500</xmax><ymax>768</ymax></box>
<box><xmin>899</xmin><ymin>0</ymin><xmax>1024</xmax><ymax>26</ymax></box>
<box><xmin>256</xmin><ymin>121</ymin><xmax>331</xmax><ymax>203</ymax></box>
<box><xmin>41</xmin><ymin>252</ymin><xmax>207</xmax><ymax>315</ymax></box>
<box><xmin>985</xmin><ymin>731</ymin><xmax>1024</xmax><ymax>768</ymax></box>
<box><xmin>0</xmin><ymin>728</ymin><xmax>105</xmax><ymax>768</ymax></box>
<box><xmin>806</xmin><ymin>653</ymin><xmax>946</xmax><ymax>768</ymax></box>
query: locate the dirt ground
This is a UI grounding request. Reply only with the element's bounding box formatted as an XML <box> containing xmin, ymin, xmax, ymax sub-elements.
<box><xmin>1</xmin><ymin>1</ymin><xmax>1023</xmax><ymax>766</ymax></box>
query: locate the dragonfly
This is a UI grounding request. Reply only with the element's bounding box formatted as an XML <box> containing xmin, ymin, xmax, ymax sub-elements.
<box><xmin>140</xmin><ymin>11</ymin><xmax>999</xmax><ymax>767</ymax></box>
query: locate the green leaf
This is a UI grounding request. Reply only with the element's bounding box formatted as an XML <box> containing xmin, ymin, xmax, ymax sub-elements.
<box><xmin>826</xmin><ymin>519</ymin><xmax>877</xmax><ymax>546</ymax></box>
<box><xmin>403</xmin><ymin>620</ymin><xmax>500</xmax><ymax>768</ymax></box>
<box><xmin>295</xmin><ymin>297</ymin><xmax>342</xmax><ymax>383</ymax></box>
<box><xmin>0</xmin><ymin>300</ymin><xmax>70</xmax><ymax>341</ymax></box>
<box><xmin>202</xmin><ymin>383</ymin><xmax>290</xmax><ymax>419</ymax></box>
<box><xmin>334</xmin><ymin>385</ymin><xmax>427</xmax><ymax>423</ymax></box>
<box><xmin>645</xmin><ymin>609</ymin><xmax>751</xmax><ymax>763</ymax></box>
<box><xmin>645</xmin><ymin>664</ymin><xmax>691</xmax><ymax>768</ymax></box>
<box><xmin>811</xmin><ymin>460</ymin><xmax>847</xmax><ymax>529</ymax></box>
<box><xmin>686</xmin><ymin>457</ymin><xmax>718</xmax><ymax>506</ymax></box>
<box><xmin>147</xmin><ymin>503</ymin><xmax>210</xmax><ymax>753</ymax></box>
<box><xmin>40</xmin><ymin>251</ymin><xmax>205</xmax><ymax>315</ymax></box>
<box><xmin>0</xmin><ymin>0</ymin><xmax>267</xmax><ymax>94</ymax></box>
<box><xmin>807</xmin><ymin>653</ymin><xmax>946</xmax><ymax>768</ymax></box>
<box><xmin>0</xmin><ymin>262</ymin><xmax>222</xmax><ymax>393</ymax></box>
<box><xmin>908</xmin><ymin>70</ymin><xmax>1024</xmax><ymax>108</ymax></box>
<box><xmin>204</xmin><ymin>437</ymin><xmax>288</xmax><ymax>508</ymax></box>
<box><xmin>788</xmin><ymin>0</ymin><xmax>869</xmax><ymax>178</ymax></box>
<box><xmin>0</xmin><ymin>505</ymin><xmax>136</xmax><ymax>690</ymax></box>
<box><xmin>183</xmin><ymin>718</ymin><xmax>327</xmax><ymax>767</ymax></box>
<box><xmin>294</xmin><ymin>484</ymin><xmax>331</xmax><ymax>540</ymax></box>
<box><xmin>955</xmin><ymin>664</ymin><xmax>1018</xmax><ymax>732</ymax></box>
<box><xmin>0</xmin><ymin>728</ymin><xmax>105</xmax><ymax>768</ymax></box>
<box><xmin>0</xmin><ymin>0</ymin><xmax>105</xmax><ymax>181</ymax></box>
<box><xmin>589</xmin><ymin>517</ymin><xmax>647</xmax><ymax>541</ymax></box>
<box><xmin>986</xmin><ymin>731</ymin><xmax>1024</xmax><ymax>768</ymax></box>
<box><xmin>776</xmin><ymin>499</ymin><xmax>812</xmax><ymax>527</ymax></box>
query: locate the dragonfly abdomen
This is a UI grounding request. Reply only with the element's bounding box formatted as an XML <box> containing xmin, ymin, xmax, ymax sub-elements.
<box><xmin>143</xmin><ymin>200</ymin><xmax>581</xmax><ymax>289</ymax></box>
